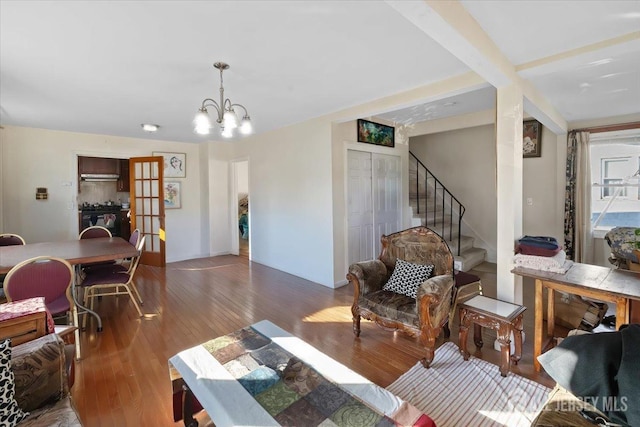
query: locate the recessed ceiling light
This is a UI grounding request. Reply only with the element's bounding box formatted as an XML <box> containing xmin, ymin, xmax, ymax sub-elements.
<box><xmin>141</xmin><ymin>124</ymin><xmax>159</xmax><ymax>132</ymax></box>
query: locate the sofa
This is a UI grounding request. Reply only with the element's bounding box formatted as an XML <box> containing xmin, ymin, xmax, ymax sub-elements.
<box><xmin>347</xmin><ymin>226</ymin><xmax>455</xmax><ymax>368</ymax></box>
<box><xmin>532</xmin><ymin>325</ymin><xmax>639</xmax><ymax>426</ymax></box>
<box><xmin>7</xmin><ymin>334</ymin><xmax>82</xmax><ymax>426</ymax></box>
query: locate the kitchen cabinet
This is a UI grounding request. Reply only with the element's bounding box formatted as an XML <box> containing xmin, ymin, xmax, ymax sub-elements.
<box><xmin>78</xmin><ymin>156</ymin><xmax>118</xmax><ymax>175</ymax></box>
<box><xmin>117</xmin><ymin>159</ymin><xmax>130</xmax><ymax>192</ymax></box>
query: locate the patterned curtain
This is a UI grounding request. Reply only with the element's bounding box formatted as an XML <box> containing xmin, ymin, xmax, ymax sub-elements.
<box><xmin>564</xmin><ymin>131</ymin><xmax>592</xmax><ymax>262</ymax></box>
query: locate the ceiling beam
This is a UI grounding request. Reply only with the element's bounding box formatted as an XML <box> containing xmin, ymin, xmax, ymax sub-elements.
<box><xmin>385</xmin><ymin>0</ymin><xmax>568</xmax><ymax>134</ymax></box>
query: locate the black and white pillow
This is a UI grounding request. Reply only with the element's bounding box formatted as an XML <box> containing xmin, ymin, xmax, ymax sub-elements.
<box><xmin>382</xmin><ymin>259</ymin><xmax>434</xmax><ymax>299</ymax></box>
<box><xmin>0</xmin><ymin>339</ymin><xmax>29</xmax><ymax>426</ymax></box>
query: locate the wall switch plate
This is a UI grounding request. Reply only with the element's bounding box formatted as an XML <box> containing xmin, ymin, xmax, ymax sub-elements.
<box><xmin>526</xmin><ymin>197</ymin><xmax>533</xmax><ymax>206</ymax></box>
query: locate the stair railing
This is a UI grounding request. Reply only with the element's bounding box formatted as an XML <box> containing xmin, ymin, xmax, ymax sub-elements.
<box><xmin>410</xmin><ymin>151</ymin><xmax>466</xmax><ymax>255</ymax></box>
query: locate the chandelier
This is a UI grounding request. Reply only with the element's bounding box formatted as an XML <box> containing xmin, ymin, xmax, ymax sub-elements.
<box><xmin>193</xmin><ymin>62</ymin><xmax>253</xmax><ymax>138</ymax></box>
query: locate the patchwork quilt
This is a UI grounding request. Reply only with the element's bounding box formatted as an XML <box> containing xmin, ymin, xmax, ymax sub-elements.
<box><xmin>202</xmin><ymin>326</ymin><xmax>435</xmax><ymax>427</ymax></box>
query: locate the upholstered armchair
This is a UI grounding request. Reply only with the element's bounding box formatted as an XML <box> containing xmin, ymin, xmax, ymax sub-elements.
<box><xmin>347</xmin><ymin>226</ymin><xmax>454</xmax><ymax>368</ymax></box>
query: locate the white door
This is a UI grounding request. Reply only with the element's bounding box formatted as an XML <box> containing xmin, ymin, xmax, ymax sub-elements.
<box><xmin>347</xmin><ymin>150</ymin><xmax>401</xmax><ymax>265</ymax></box>
<box><xmin>373</xmin><ymin>153</ymin><xmax>401</xmax><ymax>256</ymax></box>
<box><xmin>347</xmin><ymin>150</ymin><xmax>374</xmax><ymax>265</ymax></box>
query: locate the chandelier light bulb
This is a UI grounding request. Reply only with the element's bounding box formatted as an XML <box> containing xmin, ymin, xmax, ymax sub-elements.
<box><xmin>220</xmin><ymin>126</ymin><xmax>233</xmax><ymax>138</ymax></box>
<box><xmin>239</xmin><ymin>116</ymin><xmax>253</xmax><ymax>135</ymax></box>
<box><xmin>223</xmin><ymin>109</ymin><xmax>239</xmax><ymax>129</ymax></box>
<box><xmin>194</xmin><ymin>124</ymin><xmax>211</xmax><ymax>135</ymax></box>
<box><xmin>194</xmin><ymin>108</ymin><xmax>212</xmax><ymax>128</ymax></box>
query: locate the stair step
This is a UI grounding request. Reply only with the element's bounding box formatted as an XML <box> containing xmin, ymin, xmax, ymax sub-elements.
<box><xmin>454</xmin><ymin>247</ymin><xmax>487</xmax><ymax>272</ymax></box>
<box><xmin>445</xmin><ymin>235</ymin><xmax>475</xmax><ymax>254</ymax></box>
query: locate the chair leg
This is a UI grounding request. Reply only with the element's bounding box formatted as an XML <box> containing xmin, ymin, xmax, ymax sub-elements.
<box><xmin>124</xmin><ymin>284</ymin><xmax>144</xmax><ymax>317</ymax></box>
<box><xmin>420</xmin><ymin>334</ymin><xmax>437</xmax><ymax>368</ymax></box>
<box><xmin>130</xmin><ymin>279</ymin><xmax>143</xmax><ymax>305</ymax></box>
<box><xmin>352</xmin><ymin>314</ymin><xmax>361</xmax><ymax>337</ymax></box>
<box><xmin>71</xmin><ymin>306</ymin><xmax>81</xmax><ymax>360</ymax></box>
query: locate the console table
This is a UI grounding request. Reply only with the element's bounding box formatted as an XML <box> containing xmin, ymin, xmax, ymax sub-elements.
<box><xmin>512</xmin><ymin>263</ymin><xmax>640</xmax><ymax>372</ymax></box>
<box><xmin>169</xmin><ymin>320</ymin><xmax>435</xmax><ymax>427</ymax></box>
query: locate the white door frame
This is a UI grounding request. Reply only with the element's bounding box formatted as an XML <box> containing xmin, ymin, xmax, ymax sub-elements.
<box><xmin>230</xmin><ymin>158</ymin><xmax>249</xmax><ymax>257</ymax></box>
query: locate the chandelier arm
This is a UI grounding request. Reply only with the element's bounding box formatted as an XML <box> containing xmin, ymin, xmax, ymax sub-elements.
<box><xmin>228</xmin><ymin>103</ymin><xmax>250</xmax><ymax>116</ymax></box>
<box><xmin>201</xmin><ymin>99</ymin><xmax>224</xmax><ymax>122</ymax></box>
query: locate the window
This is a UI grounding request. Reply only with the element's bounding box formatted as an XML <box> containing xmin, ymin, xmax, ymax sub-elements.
<box><xmin>601</xmin><ymin>157</ymin><xmax>632</xmax><ymax>198</ymax></box>
<box><xmin>590</xmin><ymin>129</ymin><xmax>640</xmax><ymax>232</ymax></box>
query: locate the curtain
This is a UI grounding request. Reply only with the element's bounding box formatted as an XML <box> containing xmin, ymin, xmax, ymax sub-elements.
<box><xmin>564</xmin><ymin>131</ymin><xmax>592</xmax><ymax>262</ymax></box>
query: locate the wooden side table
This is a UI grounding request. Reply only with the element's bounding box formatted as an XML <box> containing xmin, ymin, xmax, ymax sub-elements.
<box><xmin>0</xmin><ymin>310</ymin><xmax>47</xmax><ymax>346</ymax></box>
<box><xmin>458</xmin><ymin>295</ymin><xmax>526</xmax><ymax>377</ymax></box>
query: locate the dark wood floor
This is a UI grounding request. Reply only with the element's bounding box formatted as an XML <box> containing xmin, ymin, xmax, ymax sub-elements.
<box><xmin>71</xmin><ymin>256</ymin><xmax>555</xmax><ymax>426</ymax></box>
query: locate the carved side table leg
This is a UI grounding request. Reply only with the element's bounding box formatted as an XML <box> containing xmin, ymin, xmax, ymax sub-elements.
<box><xmin>473</xmin><ymin>323</ymin><xmax>483</xmax><ymax>348</ymax></box>
<box><xmin>511</xmin><ymin>314</ymin><xmax>524</xmax><ymax>365</ymax></box>
<box><xmin>497</xmin><ymin>322</ymin><xmax>511</xmax><ymax>377</ymax></box>
<box><xmin>458</xmin><ymin>308</ymin><xmax>470</xmax><ymax>360</ymax></box>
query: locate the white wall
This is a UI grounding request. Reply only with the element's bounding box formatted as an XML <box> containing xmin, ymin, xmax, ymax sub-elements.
<box><xmin>229</xmin><ymin>118</ymin><xmax>336</xmax><ymax>287</ymax></box>
<box><xmin>0</xmin><ymin>126</ymin><xmax>206</xmax><ymax>262</ymax></box>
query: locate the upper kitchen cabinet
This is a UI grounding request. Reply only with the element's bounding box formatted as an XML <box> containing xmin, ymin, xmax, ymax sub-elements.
<box><xmin>78</xmin><ymin>156</ymin><xmax>119</xmax><ymax>175</ymax></box>
<box><xmin>117</xmin><ymin>159</ymin><xmax>130</xmax><ymax>192</ymax></box>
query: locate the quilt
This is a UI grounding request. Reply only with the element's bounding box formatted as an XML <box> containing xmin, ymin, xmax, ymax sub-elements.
<box><xmin>202</xmin><ymin>325</ymin><xmax>435</xmax><ymax>427</ymax></box>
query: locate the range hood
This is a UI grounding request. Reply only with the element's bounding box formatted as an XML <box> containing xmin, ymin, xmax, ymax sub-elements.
<box><xmin>80</xmin><ymin>173</ymin><xmax>119</xmax><ymax>182</ymax></box>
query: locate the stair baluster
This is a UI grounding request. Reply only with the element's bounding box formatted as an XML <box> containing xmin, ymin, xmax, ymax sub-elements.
<box><xmin>410</xmin><ymin>151</ymin><xmax>466</xmax><ymax>256</ymax></box>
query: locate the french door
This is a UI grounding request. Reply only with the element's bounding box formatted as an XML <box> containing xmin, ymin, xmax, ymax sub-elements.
<box><xmin>129</xmin><ymin>156</ymin><xmax>166</xmax><ymax>266</ymax></box>
<box><xmin>347</xmin><ymin>150</ymin><xmax>401</xmax><ymax>265</ymax></box>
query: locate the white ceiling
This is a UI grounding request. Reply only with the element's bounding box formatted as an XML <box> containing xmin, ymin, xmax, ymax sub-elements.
<box><xmin>1</xmin><ymin>1</ymin><xmax>639</xmax><ymax>143</ymax></box>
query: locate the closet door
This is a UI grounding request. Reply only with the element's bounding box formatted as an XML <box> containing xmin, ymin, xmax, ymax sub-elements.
<box><xmin>347</xmin><ymin>150</ymin><xmax>401</xmax><ymax>265</ymax></box>
<box><xmin>372</xmin><ymin>153</ymin><xmax>401</xmax><ymax>256</ymax></box>
<box><xmin>347</xmin><ymin>150</ymin><xmax>374</xmax><ymax>266</ymax></box>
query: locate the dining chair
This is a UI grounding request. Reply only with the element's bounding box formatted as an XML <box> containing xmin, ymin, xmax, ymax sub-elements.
<box><xmin>78</xmin><ymin>225</ymin><xmax>114</xmax><ymax>274</ymax></box>
<box><xmin>0</xmin><ymin>233</ymin><xmax>26</xmax><ymax>246</ymax></box>
<box><xmin>0</xmin><ymin>233</ymin><xmax>28</xmax><ymax>301</ymax></box>
<box><xmin>3</xmin><ymin>256</ymin><xmax>78</xmax><ymax>338</ymax></box>
<box><xmin>79</xmin><ymin>225</ymin><xmax>112</xmax><ymax>239</ymax></box>
<box><xmin>80</xmin><ymin>236</ymin><xmax>146</xmax><ymax>328</ymax></box>
<box><xmin>82</xmin><ymin>229</ymin><xmax>141</xmax><ymax>275</ymax></box>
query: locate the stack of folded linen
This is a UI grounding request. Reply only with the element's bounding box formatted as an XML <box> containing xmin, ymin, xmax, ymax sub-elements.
<box><xmin>513</xmin><ymin>236</ymin><xmax>573</xmax><ymax>273</ymax></box>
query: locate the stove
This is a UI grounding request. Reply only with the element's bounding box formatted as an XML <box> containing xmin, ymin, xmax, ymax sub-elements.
<box><xmin>81</xmin><ymin>203</ymin><xmax>122</xmax><ymax>212</ymax></box>
<box><xmin>79</xmin><ymin>204</ymin><xmax>123</xmax><ymax>236</ymax></box>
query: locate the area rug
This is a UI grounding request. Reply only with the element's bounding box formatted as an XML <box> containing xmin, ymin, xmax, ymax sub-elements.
<box><xmin>386</xmin><ymin>342</ymin><xmax>550</xmax><ymax>427</ymax></box>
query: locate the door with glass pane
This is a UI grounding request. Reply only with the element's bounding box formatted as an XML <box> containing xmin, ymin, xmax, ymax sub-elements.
<box><xmin>130</xmin><ymin>156</ymin><xmax>165</xmax><ymax>266</ymax></box>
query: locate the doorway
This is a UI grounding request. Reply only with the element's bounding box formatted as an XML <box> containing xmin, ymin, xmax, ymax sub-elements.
<box><xmin>232</xmin><ymin>160</ymin><xmax>249</xmax><ymax>258</ymax></box>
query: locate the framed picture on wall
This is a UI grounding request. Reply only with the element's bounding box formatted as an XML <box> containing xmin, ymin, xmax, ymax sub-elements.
<box><xmin>164</xmin><ymin>182</ymin><xmax>181</xmax><ymax>209</ymax></box>
<box><xmin>523</xmin><ymin>120</ymin><xmax>541</xmax><ymax>158</ymax></box>
<box><xmin>357</xmin><ymin>119</ymin><xmax>395</xmax><ymax>148</ymax></box>
<box><xmin>153</xmin><ymin>151</ymin><xmax>186</xmax><ymax>178</ymax></box>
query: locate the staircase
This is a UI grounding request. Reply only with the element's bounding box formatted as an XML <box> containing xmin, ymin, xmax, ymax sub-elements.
<box><xmin>409</xmin><ymin>152</ymin><xmax>486</xmax><ymax>271</ymax></box>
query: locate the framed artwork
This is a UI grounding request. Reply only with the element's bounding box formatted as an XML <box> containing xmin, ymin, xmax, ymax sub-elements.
<box><xmin>153</xmin><ymin>151</ymin><xmax>186</xmax><ymax>178</ymax></box>
<box><xmin>357</xmin><ymin>119</ymin><xmax>395</xmax><ymax>148</ymax></box>
<box><xmin>523</xmin><ymin>120</ymin><xmax>541</xmax><ymax>158</ymax></box>
<box><xmin>163</xmin><ymin>182</ymin><xmax>181</xmax><ymax>209</ymax></box>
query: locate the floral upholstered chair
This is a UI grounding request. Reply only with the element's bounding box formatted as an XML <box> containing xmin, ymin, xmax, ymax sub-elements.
<box><xmin>347</xmin><ymin>226</ymin><xmax>455</xmax><ymax>368</ymax></box>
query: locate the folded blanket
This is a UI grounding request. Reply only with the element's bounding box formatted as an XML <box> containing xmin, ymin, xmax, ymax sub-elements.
<box><xmin>516</xmin><ymin>243</ymin><xmax>562</xmax><ymax>257</ymax></box>
<box><xmin>513</xmin><ymin>250</ymin><xmax>573</xmax><ymax>273</ymax></box>
<box><xmin>518</xmin><ymin>235</ymin><xmax>560</xmax><ymax>251</ymax></box>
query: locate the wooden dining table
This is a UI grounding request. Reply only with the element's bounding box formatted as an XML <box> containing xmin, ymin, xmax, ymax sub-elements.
<box><xmin>0</xmin><ymin>237</ymin><xmax>139</xmax><ymax>357</ymax></box>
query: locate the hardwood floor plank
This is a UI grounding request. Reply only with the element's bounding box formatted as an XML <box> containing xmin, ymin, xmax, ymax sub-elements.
<box><xmin>71</xmin><ymin>256</ymin><xmax>554</xmax><ymax>426</ymax></box>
